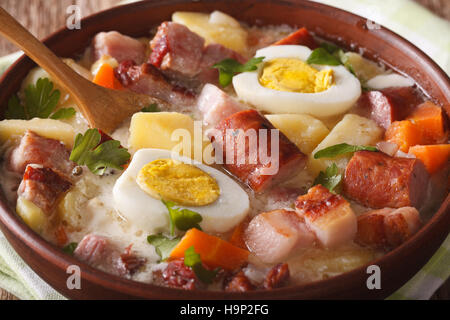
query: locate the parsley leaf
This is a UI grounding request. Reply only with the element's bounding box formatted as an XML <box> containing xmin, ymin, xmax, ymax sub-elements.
<box><xmin>141</xmin><ymin>103</ymin><xmax>160</xmax><ymax>113</ymax></box>
<box><xmin>184</xmin><ymin>246</ymin><xmax>219</xmax><ymax>284</ymax></box>
<box><xmin>62</xmin><ymin>242</ymin><xmax>78</xmax><ymax>255</ymax></box>
<box><xmin>306</xmin><ymin>48</ymin><xmax>342</xmax><ymax>66</ymax></box>
<box><xmin>314</xmin><ymin>143</ymin><xmax>378</xmax><ymax>159</ymax></box>
<box><xmin>50</xmin><ymin>107</ymin><xmax>76</xmax><ymax>119</ymax></box>
<box><xmin>69</xmin><ymin>129</ymin><xmax>131</xmax><ymax>175</ymax></box>
<box><xmin>162</xmin><ymin>200</ymin><xmax>203</xmax><ymax>236</ymax></box>
<box><xmin>5</xmin><ymin>78</ymin><xmax>74</xmax><ymax>120</ymax></box>
<box><xmin>147</xmin><ymin>234</ymin><xmax>180</xmax><ymax>262</ymax></box>
<box><xmin>213</xmin><ymin>57</ymin><xmax>265</xmax><ymax>87</ymax></box>
<box><xmin>313</xmin><ymin>163</ymin><xmax>342</xmax><ymax>193</ymax></box>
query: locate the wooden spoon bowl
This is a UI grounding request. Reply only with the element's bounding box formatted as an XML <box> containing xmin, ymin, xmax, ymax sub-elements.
<box><xmin>0</xmin><ymin>0</ymin><xmax>449</xmax><ymax>299</ymax></box>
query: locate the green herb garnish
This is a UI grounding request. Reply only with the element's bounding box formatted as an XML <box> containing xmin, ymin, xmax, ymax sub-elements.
<box><xmin>147</xmin><ymin>234</ymin><xmax>180</xmax><ymax>261</ymax></box>
<box><xmin>306</xmin><ymin>48</ymin><xmax>342</xmax><ymax>66</ymax></box>
<box><xmin>62</xmin><ymin>242</ymin><xmax>78</xmax><ymax>255</ymax></box>
<box><xmin>184</xmin><ymin>246</ymin><xmax>219</xmax><ymax>284</ymax></box>
<box><xmin>69</xmin><ymin>129</ymin><xmax>131</xmax><ymax>175</ymax></box>
<box><xmin>213</xmin><ymin>57</ymin><xmax>265</xmax><ymax>87</ymax></box>
<box><xmin>141</xmin><ymin>103</ymin><xmax>160</xmax><ymax>113</ymax></box>
<box><xmin>313</xmin><ymin>163</ymin><xmax>342</xmax><ymax>193</ymax></box>
<box><xmin>162</xmin><ymin>200</ymin><xmax>203</xmax><ymax>236</ymax></box>
<box><xmin>5</xmin><ymin>78</ymin><xmax>75</xmax><ymax>120</ymax></box>
<box><xmin>50</xmin><ymin>107</ymin><xmax>76</xmax><ymax>120</ymax></box>
<box><xmin>314</xmin><ymin>143</ymin><xmax>378</xmax><ymax>159</ymax></box>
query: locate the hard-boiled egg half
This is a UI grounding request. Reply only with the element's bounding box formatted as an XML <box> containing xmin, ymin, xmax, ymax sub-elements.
<box><xmin>113</xmin><ymin>149</ymin><xmax>250</xmax><ymax>234</ymax></box>
<box><xmin>233</xmin><ymin>45</ymin><xmax>362</xmax><ymax>117</ymax></box>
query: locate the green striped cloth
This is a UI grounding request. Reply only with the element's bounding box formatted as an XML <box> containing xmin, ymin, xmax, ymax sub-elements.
<box><xmin>0</xmin><ymin>0</ymin><xmax>448</xmax><ymax>300</ymax></box>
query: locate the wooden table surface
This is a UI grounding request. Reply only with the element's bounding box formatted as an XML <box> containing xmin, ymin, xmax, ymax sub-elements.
<box><xmin>0</xmin><ymin>0</ymin><xmax>448</xmax><ymax>300</ymax></box>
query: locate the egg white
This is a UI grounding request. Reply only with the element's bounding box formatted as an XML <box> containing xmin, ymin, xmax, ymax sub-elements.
<box><xmin>113</xmin><ymin>149</ymin><xmax>250</xmax><ymax>234</ymax></box>
<box><xmin>232</xmin><ymin>45</ymin><xmax>362</xmax><ymax>117</ymax></box>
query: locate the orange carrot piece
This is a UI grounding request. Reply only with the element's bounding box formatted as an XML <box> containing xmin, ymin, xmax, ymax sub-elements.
<box><xmin>93</xmin><ymin>63</ymin><xmax>123</xmax><ymax>90</ymax></box>
<box><xmin>229</xmin><ymin>218</ymin><xmax>250</xmax><ymax>250</ymax></box>
<box><xmin>273</xmin><ymin>27</ymin><xmax>318</xmax><ymax>49</ymax></box>
<box><xmin>385</xmin><ymin>120</ymin><xmax>423</xmax><ymax>152</ymax></box>
<box><xmin>407</xmin><ymin>101</ymin><xmax>448</xmax><ymax>144</ymax></box>
<box><xmin>55</xmin><ymin>226</ymin><xmax>68</xmax><ymax>247</ymax></box>
<box><xmin>409</xmin><ymin>145</ymin><xmax>450</xmax><ymax>174</ymax></box>
<box><xmin>170</xmin><ymin>228</ymin><xmax>249</xmax><ymax>270</ymax></box>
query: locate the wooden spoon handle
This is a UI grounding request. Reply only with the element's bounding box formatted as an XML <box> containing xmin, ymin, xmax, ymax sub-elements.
<box><xmin>0</xmin><ymin>7</ymin><xmax>93</xmax><ymax>113</ymax></box>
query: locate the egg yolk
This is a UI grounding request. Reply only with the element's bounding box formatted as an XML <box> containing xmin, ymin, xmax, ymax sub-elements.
<box><xmin>136</xmin><ymin>159</ymin><xmax>220</xmax><ymax>207</ymax></box>
<box><xmin>259</xmin><ymin>58</ymin><xmax>334</xmax><ymax>93</ymax></box>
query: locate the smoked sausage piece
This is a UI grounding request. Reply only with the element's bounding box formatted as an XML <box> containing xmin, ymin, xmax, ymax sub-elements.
<box><xmin>211</xmin><ymin>109</ymin><xmax>306</xmax><ymax>192</ymax></box>
<box><xmin>343</xmin><ymin>151</ymin><xmax>429</xmax><ymax>209</ymax></box>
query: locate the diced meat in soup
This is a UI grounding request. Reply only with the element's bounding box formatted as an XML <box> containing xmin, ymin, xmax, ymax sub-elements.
<box><xmin>74</xmin><ymin>234</ymin><xmax>145</xmax><ymax>277</ymax></box>
<box><xmin>92</xmin><ymin>31</ymin><xmax>147</xmax><ymax>64</ymax></box>
<box><xmin>245</xmin><ymin>209</ymin><xmax>316</xmax><ymax>264</ymax></box>
<box><xmin>355</xmin><ymin>87</ymin><xmax>422</xmax><ymax>129</ymax></box>
<box><xmin>150</xmin><ymin>22</ymin><xmax>205</xmax><ymax>77</ymax></box>
<box><xmin>211</xmin><ymin>109</ymin><xmax>306</xmax><ymax>192</ymax></box>
<box><xmin>343</xmin><ymin>151</ymin><xmax>429</xmax><ymax>209</ymax></box>
<box><xmin>9</xmin><ymin>131</ymin><xmax>75</xmax><ymax>177</ymax></box>
<box><xmin>295</xmin><ymin>185</ymin><xmax>357</xmax><ymax>248</ymax></box>
<box><xmin>18</xmin><ymin>165</ymin><xmax>72</xmax><ymax>214</ymax></box>
<box><xmin>356</xmin><ymin>207</ymin><xmax>422</xmax><ymax>249</ymax></box>
<box><xmin>197</xmin><ymin>84</ymin><xmax>244</xmax><ymax>126</ymax></box>
<box><xmin>115</xmin><ymin>61</ymin><xmax>195</xmax><ymax>106</ymax></box>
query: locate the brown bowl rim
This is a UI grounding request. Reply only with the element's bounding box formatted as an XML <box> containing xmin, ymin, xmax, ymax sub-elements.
<box><xmin>0</xmin><ymin>0</ymin><xmax>449</xmax><ymax>299</ymax></box>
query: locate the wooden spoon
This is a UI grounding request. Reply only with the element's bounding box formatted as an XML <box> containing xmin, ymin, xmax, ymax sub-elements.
<box><xmin>0</xmin><ymin>7</ymin><xmax>167</xmax><ymax>133</ymax></box>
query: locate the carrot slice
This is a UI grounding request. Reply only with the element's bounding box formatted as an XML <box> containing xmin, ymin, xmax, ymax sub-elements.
<box><xmin>385</xmin><ymin>120</ymin><xmax>423</xmax><ymax>152</ymax></box>
<box><xmin>170</xmin><ymin>228</ymin><xmax>249</xmax><ymax>270</ymax></box>
<box><xmin>273</xmin><ymin>27</ymin><xmax>318</xmax><ymax>49</ymax></box>
<box><xmin>93</xmin><ymin>63</ymin><xmax>123</xmax><ymax>90</ymax></box>
<box><xmin>409</xmin><ymin>145</ymin><xmax>450</xmax><ymax>174</ymax></box>
<box><xmin>407</xmin><ymin>101</ymin><xmax>448</xmax><ymax>144</ymax></box>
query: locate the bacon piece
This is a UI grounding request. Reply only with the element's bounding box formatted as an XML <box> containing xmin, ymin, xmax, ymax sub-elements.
<box><xmin>224</xmin><ymin>271</ymin><xmax>255</xmax><ymax>292</ymax></box>
<box><xmin>92</xmin><ymin>31</ymin><xmax>147</xmax><ymax>64</ymax></box>
<box><xmin>273</xmin><ymin>27</ymin><xmax>318</xmax><ymax>49</ymax></box>
<box><xmin>149</xmin><ymin>22</ymin><xmax>246</xmax><ymax>85</ymax></box>
<box><xmin>74</xmin><ymin>235</ymin><xmax>145</xmax><ymax>277</ymax></box>
<box><xmin>197</xmin><ymin>84</ymin><xmax>244</xmax><ymax>126</ymax></box>
<box><xmin>354</xmin><ymin>87</ymin><xmax>422</xmax><ymax>129</ymax></box>
<box><xmin>18</xmin><ymin>166</ymin><xmax>72</xmax><ymax>214</ymax></box>
<box><xmin>295</xmin><ymin>185</ymin><xmax>357</xmax><ymax>248</ymax></box>
<box><xmin>9</xmin><ymin>131</ymin><xmax>75</xmax><ymax>177</ymax></box>
<box><xmin>343</xmin><ymin>151</ymin><xmax>429</xmax><ymax>209</ymax></box>
<box><xmin>161</xmin><ymin>258</ymin><xmax>199</xmax><ymax>290</ymax></box>
<box><xmin>115</xmin><ymin>61</ymin><xmax>195</xmax><ymax>106</ymax></box>
<box><xmin>245</xmin><ymin>209</ymin><xmax>315</xmax><ymax>264</ymax></box>
<box><xmin>356</xmin><ymin>207</ymin><xmax>422</xmax><ymax>249</ymax></box>
<box><xmin>211</xmin><ymin>109</ymin><xmax>306</xmax><ymax>192</ymax></box>
<box><xmin>150</xmin><ymin>22</ymin><xmax>205</xmax><ymax>77</ymax></box>
<box><xmin>263</xmin><ymin>263</ymin><xmax>290</xmax><ymax>289</ymax></box>
<box><xmin>74</xmin><ymin>234</ymin><xmax>109</xmax><ymax>265</ymax></box>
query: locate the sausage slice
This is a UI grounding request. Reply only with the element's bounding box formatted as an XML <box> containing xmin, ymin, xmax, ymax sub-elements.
<box><xmin>343</xmin><ymin>151</ymin><xmax>429</xmax><ymax>209</ymax></box>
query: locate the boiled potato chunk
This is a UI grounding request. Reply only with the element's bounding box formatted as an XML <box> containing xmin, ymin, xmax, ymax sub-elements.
<box><xmin>309</xmin><ymin>114</ymin><xmax>383</xmax><ymax>175</ymax></box>
<box><xmin>0</xmin><ymin>118</ymin><xmax>76</xmax><ymax>147</ymax></box>
<box><xmin>265</xmin><ymin>114</ymin><xmax>330</xmax><ymax>154</ymax></box>
<box><xmin>129</xmin><ymin>112</ymin><xmax>211</xmax><ymax>163</ymax></box>
<box><xmin>344</xmin><ymin>52</ymin><xmax>385</xmax><ymax>82</ymax></box>
<box><xmin>16</xmin><ymin>197</ymin><xmax>47</xmax><ymax>233</ymax></box>
<box><xmin>288</xmin><ymin>244</ymin><xmax>378</xmax><ymax>282</ymax></box>
<box><xmin>172</xmin><ymin>11</ymin><xmax>248</xmax><ymax>54</ymax></box>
